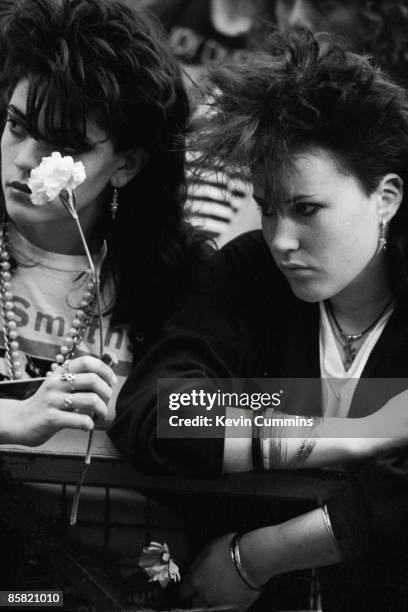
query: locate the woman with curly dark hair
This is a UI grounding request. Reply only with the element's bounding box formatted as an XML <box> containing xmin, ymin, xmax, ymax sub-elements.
<box><xmin>0</xmin><ymin>0</ymin><xmax>208</xmax><ymax>591</ymax></box>
<box><xmin>0</xmin><ymin>0</ymin><xmax>205</xmax><ymax>412</ymax></box>
<box><xmin>112</xmin><ymin>29</ymin><xmax>408</xmax><ymax>610</ymax></box>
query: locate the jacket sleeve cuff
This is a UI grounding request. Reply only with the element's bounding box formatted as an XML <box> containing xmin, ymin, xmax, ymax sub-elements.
<box><xmin>325</xmin><ymin>479</ymin><xmax>374</xmax><ymax>561</ymax></box>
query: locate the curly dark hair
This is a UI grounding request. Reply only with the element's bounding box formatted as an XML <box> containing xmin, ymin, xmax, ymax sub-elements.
<box><xmin>196</xmin><ymin>29</ymin><xmax>408</xmax><ymax>298</ymax></box>
<box><xmin>0</xmin><ymin>0</ymin><xmax>207</xmax><ymax>336</ymax></box>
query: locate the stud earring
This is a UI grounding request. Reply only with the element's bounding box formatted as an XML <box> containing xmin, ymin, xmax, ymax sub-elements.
<box><xmin>377</xmin><ymin>219</ymin><xmax>387</xmax><ymax>253</ymax></box>
<box><xmin>110</xmin><ymin>187</ymin><xmax>119</xmax><ymax>220</ymax></box>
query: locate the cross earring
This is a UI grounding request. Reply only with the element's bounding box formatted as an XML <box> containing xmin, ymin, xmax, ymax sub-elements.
<box><xmin>110</xmin><ymin>187</ymin><xmax>119</xmax><ymax>220</ymax></box>
<box><xmin>378</xmin><ymin>219</ymin><xmax>387</xmax><ymax>252</ymax></box>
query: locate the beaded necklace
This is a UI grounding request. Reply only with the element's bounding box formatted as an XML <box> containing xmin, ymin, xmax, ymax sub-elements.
<box><xmin>0</xmin><ymin>222</ymin><xmax>97</xmax><ymax>379</ymax></box>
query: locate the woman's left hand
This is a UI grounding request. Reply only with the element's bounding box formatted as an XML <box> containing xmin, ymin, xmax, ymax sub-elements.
<box><xmin>179</xmin><ymin>533</ymin><xmax>262</xmax><ymax>612</ymax></box>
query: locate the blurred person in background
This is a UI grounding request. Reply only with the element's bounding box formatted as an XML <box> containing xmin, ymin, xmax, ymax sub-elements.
<box><xmin>276</xmin><ymin>0</ymin><xmax>408</xmax><ymax>86</ymax></box>
<box><xmin>142</xmin><ymin>0</ymin><xmax>277</xmax><ymax>243</ymax></box>
<box><xmin>145</xmin><ymin>0</ymin><xmax>275</xmax><ymax>96</ymax></box>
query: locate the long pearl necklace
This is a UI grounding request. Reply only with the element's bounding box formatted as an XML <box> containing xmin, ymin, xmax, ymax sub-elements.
<box><xmin>0</xmin><ymin>222</ymin><xmax>97</xmax><ymax>379</ymax></box>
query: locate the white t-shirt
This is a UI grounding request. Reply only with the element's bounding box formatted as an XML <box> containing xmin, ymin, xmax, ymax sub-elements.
<box><xmin>0</xmin><ymin>226</ymin><xmax>184</xmax><ymax>567</ymax></box>
<box><xmin>0</xmin><ymin>224</ymin><xmax>133</xmax><ymax>421</ymax></box>
<box><xmin>319</xmin><ymin>301</ymin><xmax>394</xmax><ymax>417</ymax></box>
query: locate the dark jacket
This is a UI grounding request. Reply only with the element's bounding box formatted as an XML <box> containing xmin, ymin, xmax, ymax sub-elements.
<box><xmin>110</xmin><ymin>231</ymin><xmax>408</xmax><ymax>567</ymax></box>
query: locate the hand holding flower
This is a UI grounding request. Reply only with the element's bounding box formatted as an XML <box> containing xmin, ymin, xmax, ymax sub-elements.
<box><xmin>27</xmin><ymin>151</ymin><xmax>104</xmax><ymax>526</ymax></box>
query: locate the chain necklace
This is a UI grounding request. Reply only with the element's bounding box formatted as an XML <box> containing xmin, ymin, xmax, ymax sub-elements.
<box><xmin>0</xmin><ymin>222</ymin><xmax>97</xmax><ymax>379</ymax></box>
<box><xmin>326</xmin><ymin>299</ymin><xmax>393</xmax><ymax>370</ymax></box>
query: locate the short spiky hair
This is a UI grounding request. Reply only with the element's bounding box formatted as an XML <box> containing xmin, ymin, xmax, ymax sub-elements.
<box><xmin>197</xmin><ymin>30</ymin><xmax>408</xmax><ymax>295</ymax></box>
<box><xmin>200</xmin><ymin>30</ymin><xmax>408</xmax><ymax>189</ymax></box>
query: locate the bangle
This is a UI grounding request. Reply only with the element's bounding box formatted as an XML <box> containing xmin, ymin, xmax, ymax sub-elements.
<box><xmin>286</xmin><ymin>417</ymin><xmax>323</xmax><ymax>470</ymax></box>
<box><xmin>321</xmin><ymin>504</ymin><xmax>342</xmax><ymax>556</ymax></box>
<box><xmin>261</xmin><ymin>408</ymin><xmax>288</xmax><ymax>470</ymax></box>
<box><xmin>252</xmin><ymin>413</ymin><xmax>263</xmax><ymax>470</ymax></box>
<box><xmin>230</xmin><ymin>533</ymin><xmax>263</xmax><ymax>591</ymax></box>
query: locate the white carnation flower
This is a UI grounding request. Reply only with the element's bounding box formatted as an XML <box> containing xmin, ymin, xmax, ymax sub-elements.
<box><xmin>28</xmin><ymin>151</ymin><xmax>86</xmax><ymax>206</ymax></box>
<box><xmin>138</xmin><ymin>541</ymin><xmax>181</xmax><ymax>588</ymax></box>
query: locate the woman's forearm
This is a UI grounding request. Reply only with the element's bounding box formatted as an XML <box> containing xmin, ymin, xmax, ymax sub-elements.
<box><xmin>239</xmin><ymin>508</ymin><xmax>343</xmax><ymax>587</ymax></box>
<box><xmin>225</xmin><ymin>388</ymin><xmax>408</xmax><ymax>472</ymax></box>
<box><xmin>223</xmin><ymin>408</ymin><xmax>371</xmax><ymax>472</ymax></box>
<box><xmin>302</xmin><ymin>417</ymin><xmax>376</xmax><ymax>467</ymax></box>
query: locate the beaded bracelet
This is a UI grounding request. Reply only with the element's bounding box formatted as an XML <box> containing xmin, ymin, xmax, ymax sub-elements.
<box><xmin>230</xmin><ymin>533</ymin><xmax>263</xmax><ymax>591</ymax></box>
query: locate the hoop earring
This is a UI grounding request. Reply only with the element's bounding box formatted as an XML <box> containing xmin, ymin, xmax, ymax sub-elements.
<box><xmin>110</xmin><ymin>187</ymin><xmax>119</xmax><ymax>220</ymax></box>
<box><xmin>377</xmin><ymin>219</ymin><xmax>387</xmax><ymax>253</ymax></box>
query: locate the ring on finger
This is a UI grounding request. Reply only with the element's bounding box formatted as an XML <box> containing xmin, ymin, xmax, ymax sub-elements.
<box><xmin>64</xmin><ymin>393</ymin><xmax>74</xmax><ymax>410</ymax></box>
<box><xmin>62</xmin><ymin>359</ymin><xmax>72</xmax><ymax>373</ymax></box>
<box><xmin>60</xmin><ymin>371</ymin><xmax>76</xmax><ymax>393</ymax></box>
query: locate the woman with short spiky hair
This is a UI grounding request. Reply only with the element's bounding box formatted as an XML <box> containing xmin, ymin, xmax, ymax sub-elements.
<box><xmin>112</xmin><ymin>30</ymin><xmax>408</xmax><ymax>610</ymax></box>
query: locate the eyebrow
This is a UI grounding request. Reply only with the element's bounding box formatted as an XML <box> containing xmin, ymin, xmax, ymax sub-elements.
<box><xmin>7</xmin><ymin>104</ymin><xmax>29</xmax><ymax>124</ymax></box>
<box><xmin>7</xmin><ymin>103</ymin><xmax>100</xmax><ymax>151</ymax></box>
<box><xmin>284</xmin><ymin>194</ymin><xmax>318</xmax><ymax>204</ymax></box>
<box><xmin>253</xmin><ymin>193</ymin><xmax>318</xmax><ymax>206</ymax></box>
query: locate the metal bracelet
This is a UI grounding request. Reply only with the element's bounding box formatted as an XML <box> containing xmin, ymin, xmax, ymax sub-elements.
<box><xmin>286</xmin><ymin>417</ymin><xmax>323</xmax><ymax>470</ymax></box>
<box><xmin>262</xmin><ymin>408</ymin><xmax>288</xmax><ymax>470</ymax></box>
<box><xmin>230</xmin><ymin>533</ymin><xmax>263</xmax><ymax>591</ymax></box>
<box><xmin>321</xmin><ymin>504</ymin><xmax>342</xmax><ymax>556</ymax></box>
<box><xmin>252</xmin><ymin>413</ymin><xmax>263</xmax><ymax>471</ymax></box>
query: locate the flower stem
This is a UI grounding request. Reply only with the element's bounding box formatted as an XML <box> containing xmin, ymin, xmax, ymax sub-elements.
<box><xmin>72</xmin><ymin>215</ymin><xmax>96</xmax><ymax>277</ymax></box>
<box><xmin>61</xmin><ymin>191</ymin><xmax>105</xmax><ymax>526</ymax></box>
